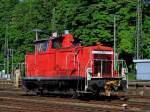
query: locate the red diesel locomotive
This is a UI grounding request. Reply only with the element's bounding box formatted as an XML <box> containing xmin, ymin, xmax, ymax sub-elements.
<box><xmin>23</xmin><ymin>31</ymin><xmax>128</xmax><ymax>96</ymax></box>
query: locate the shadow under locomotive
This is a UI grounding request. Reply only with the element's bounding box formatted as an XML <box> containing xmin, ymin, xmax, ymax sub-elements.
<box><xmin>22</xmin><ymin>78</ymin><xmax>127</xmax><ymax>101</ymax></box>
<box><xmin>22</xmin><ymin>77</ymin><xmax>127</xmax><ymax>97</ymax></box>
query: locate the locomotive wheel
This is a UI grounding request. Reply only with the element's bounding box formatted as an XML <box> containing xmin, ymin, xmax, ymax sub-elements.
<box><xmin>93</xmin><ymin>90</ymin><xmax>100</xmax><ymax>97</ymax></box>
<box><xmin>36</xmin><ymin>88</ymin><xmax>44</xmax><ymax>96</ymax></box>
<box><xmin>72</xmin><ymin>91</ymin><xmax>79</xmax><ymax>99</ymax></box>
<box><xmin>24</xmin><ymin>89</ymin><xmax>32</xmax><ymax>96</ymax></box>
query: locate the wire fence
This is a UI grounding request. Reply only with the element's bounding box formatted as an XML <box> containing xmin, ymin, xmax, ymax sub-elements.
<box><xmin>0</xmin><ymin>63</ymin><xmax>25</xmax><ymax>80</ymax></box>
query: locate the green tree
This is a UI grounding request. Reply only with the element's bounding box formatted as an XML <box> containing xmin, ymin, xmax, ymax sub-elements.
<box><xmin>0</xmin><ymin>0</ymin><xmax>150</xmax><ymax>69</ymax></box>
<box><xmin>0</xmin><ymin>0</ymin><xmax>19</xmax><ymax>63</ymax></box>
<box><xmin>9</xmin><ymin>0</ymin><xmax>58</xmax><ymax>63</ymax></box>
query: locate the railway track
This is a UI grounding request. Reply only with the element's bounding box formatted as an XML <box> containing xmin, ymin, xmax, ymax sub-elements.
<box><xmin>0</xmin><ymin>96</ymin><xmax>137</xmax><ymax>112</ymax></box>
<box><xmin>0</xmin><ymin>88</ymin><xmax>150</xmax><ymax>112</ymax></box>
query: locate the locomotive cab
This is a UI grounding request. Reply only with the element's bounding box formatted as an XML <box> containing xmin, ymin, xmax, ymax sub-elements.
<box><xmin>50</xmin><ymin>31</ymin><xmax>81</xmax><ymax>49</ymax></box>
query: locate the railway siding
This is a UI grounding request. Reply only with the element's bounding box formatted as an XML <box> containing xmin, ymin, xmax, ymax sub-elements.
<box><xmin>0</xmin><ymin>88</ymin><xmax>150</xmax><ymax>112</ymax></box>
<box><xmin>1</xmin><ymin>79</ymin><xmax>150</xmax><ymax>96</ymax></box>
<box><xmin>0</xmin><ymin>96</ymin><xmax>143</xmax><ymax>112</ymax></box>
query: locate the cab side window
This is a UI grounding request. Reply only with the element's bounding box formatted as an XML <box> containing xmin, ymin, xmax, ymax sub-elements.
<box><xmin>52</xmin><ymin>39</ymin><xmax>61</xmax><ymax>48</ymax></box>
<box><xmin>36</xmin><ymin>41</ymin><xmax>48</xmax><ymax>52</ymax></box>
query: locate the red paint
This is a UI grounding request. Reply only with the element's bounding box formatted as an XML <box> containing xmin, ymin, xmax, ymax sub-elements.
<box><xmin>26</xmin><ymin>34</ymin><xmax>117</xmax><ymax>79</ymax></box>
<box><xmin>62</xmin><ymin>34</ymin><xmax>74</xmax><ymax>48</ymax></box>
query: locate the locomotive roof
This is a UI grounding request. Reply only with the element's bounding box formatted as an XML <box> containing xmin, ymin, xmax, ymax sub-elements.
<box><xmin>33</xmin><ymin>39</ymin><xmax>49</xmax><ymax>44</ymax></box>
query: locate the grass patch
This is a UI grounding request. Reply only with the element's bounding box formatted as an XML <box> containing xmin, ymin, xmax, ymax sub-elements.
<box><xmin>128</xmin><ymin>71</ymin><xmax>136</xmax><ymax>80</ymax></box>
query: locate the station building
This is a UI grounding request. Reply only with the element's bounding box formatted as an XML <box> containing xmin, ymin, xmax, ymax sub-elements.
<box><xmin>133</xmin><ymin>59</ymin><xmax>150</xmax><ymax>80</ymax></box>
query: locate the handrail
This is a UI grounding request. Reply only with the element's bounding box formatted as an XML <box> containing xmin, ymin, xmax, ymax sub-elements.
<box><xmin>84</xmin><ymin>58</ymin><xmax>92</xmax><ymax>91</ymax></box>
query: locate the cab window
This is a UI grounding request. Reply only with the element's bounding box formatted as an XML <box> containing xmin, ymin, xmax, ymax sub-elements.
<box><xmin>36</xmin><ymin>41</ymin><xmax>48</xmax><ymax>52</ymax></box>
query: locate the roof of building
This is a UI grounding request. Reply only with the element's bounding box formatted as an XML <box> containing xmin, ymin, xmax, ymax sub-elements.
<box><xmin>133</xmin><ymin>59</ymin><xmax>150</xmax><ymax>63</ymax></box>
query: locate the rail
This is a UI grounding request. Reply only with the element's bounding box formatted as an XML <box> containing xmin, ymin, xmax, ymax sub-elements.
<box><xmin>1</xmin><ymin>88</ymin><xmax>150</xmax><ymax>112</ymax></box>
